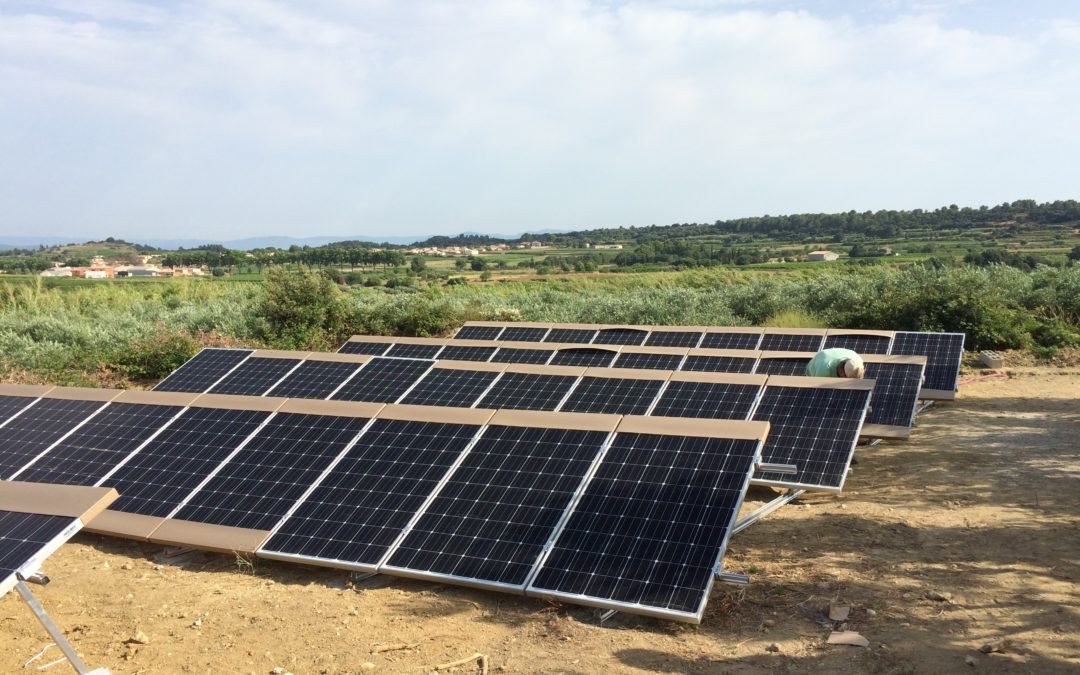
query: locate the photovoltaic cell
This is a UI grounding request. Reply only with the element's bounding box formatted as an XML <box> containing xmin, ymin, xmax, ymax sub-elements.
<box><xmin>698</xmin><ymin>332</ymin><xmax>762</xmax><ymax>350</ymax></box>
<box><xmin>651</xmin><ymin>381</ymin><xmax>762</xmax><ymax>420</ymax></box>
<box><xmin>173</xmin><ymin>413</ymin><xmax>372</xmax><ymax>531</ymax></box>
<box><xmin>823</xmin><ymin>334</ymin><xmax>892</xmax><ymax>354</ymax></box>
<box><xmin>260</xmin><ymin>419</ymin><xmax>481</xmax><ymax>567</ymax></box>
<box><xmin>559</xmin><ymin>378</ymin><xmax>664</xmax><ymax>416</ymax></box>
<box><xmin>613</xmin><ymin>352</ymin><xmax>685</xmax><ymax>371</ymax></box>
<box><xmin>0</xmin><ymin>511</ymin><xmax>76</xmax><ymax>594</ymax></box>
<box><xmin>265</xmin><ymin>360</ymin><xmax>363</xmax><ymax>400</ymax></box>
<box><xmin>154</xmin><ymin>348</ymin><xmax>253</xmax><ymax>393</ymax></box>
<box><xmin>490</xmin><ymin>348</ymin><xmax>554</xmax><ymax>365</ymax></box>
<box><xmin>0</xmin><ymin>399</ymin><xmax>106</xmax><ymax>480</ymax></box>
<box><xmin>758</xmin><ymin>333</ymin><xmax>825</xmax><ymax>353</ymax></box>
<box><xmin>101</xmin><ymin>407</ymin><xmax>270</xmax><ymax>517</ymax></box>
<box><xmin>754</xmin><ymin>357</ymin><xmax>812</xmax><ymax>376</ymax></box>
<box><xmin>890</xmin><ymin>332</ymin><xmax>965</xmax><ymax>392</ymax></box>
<box><xmin>400</xmin><ymin>369</ymin><xmax>500</xmax><ymax>408</ymax></box>
<box><xmin>476</xmin><ymin>372</ymin><xmax>578</xmax><ymax>411</ymax></box>
<box><xmin>12</xmin><ymin>403</ymin><xmax>183</xmax><ymax>486</ymax></box>
<box><xmin>549</xmin><ymin>348</ymin><xmax>618</xmax><ymax>368</ymax></box>
<box><xmin>338</xmin><ymin>341</ymin><xmax>392</xmax><ymax>356</ymax></box>
<box><xmin>500</xmin><ymin>327</ymin><xmax>549</xmax><ymax>342</ymax></box>
<box><xmin>207</xmin><ymin>358</ymin><xmax>300</xmax><ymax>396</ymax></box>
<box><xmin>0</xmin><ymin>396</ymin><xmax>36</xmax><ymax>426</ymax></box>
<box><xmin>529</xmin><ymin>432</ymin><xmax>760</xmax><ymax>619</ymax></box>
<box><xmin>681</xmin><ymin>356</ymin><xmax>758</xmax><ymax>374</ymax></box>
<box><xmin>385</xmin><ymin>344</ymin><xmax>445</xmax><ymax>360</ymax></box>
<box><xmin>385</xmin><ymin>425</ymin><xmax>611</xmax><ymax>587</ymax></box>
<box><xmin>330</xmin><ymin>358</ymin><xmax>433</xmax><ymax>403</ymax></box>
<box><xmin>454</xmin><ymin>326</ymin><xmax>504</xmax><ymax>340</ymax></box>
<box><xmin>543</xmin><ymin>328</ymin><xmax>597</xmax><ymax>344</ymax></box>
<box><xmin>751</xmin><ymin>385</ymin><xmax>870</xmax><ymax>490</ymax></box>
<box><xmin>644</xmin><ymin>331</ymin><xmax>703</xmax><ymax>348</ymax></box>
<box><xmin>863</xmin><ymin>362</ymin><xmax>925</xmax><ymax>428</ymax></box>
<box><xmin>437</xmin><ymin>345</ymin><xmax>498</xmax><ymax>362</ymax></box>
<box><xmin>592</xmin><ymin>329</ymin><xmax>648</xmax><ymax>346</ymax></box>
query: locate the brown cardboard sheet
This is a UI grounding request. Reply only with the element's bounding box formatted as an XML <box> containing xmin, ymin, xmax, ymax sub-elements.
<box><xmin>668</xmin><ymin>372</ymin><xmax>768</xmax><ymax>386</ymax></box>
<box><xmin>376</xmin><ymin>404</ymin><xmax>496</xmax><ymax>426</ymax></box>
<box><xmin>304</xmin><ymin>352</ymin><xmax>372</xmax><ymax>364</ymax></box>
<box><xmin>276</xmin><ymin>399</ymin><xmax>385</xmax><ymax>419</ymax></box>
<box><xmin>82</xmin><ymin>510</ymin><xmax>165</xmax><ymax>540</ymax></box>
<box><xmin>502</xmin><ymin>364</ymin><xmax>586</xmax><ymax>377</ymax></box>
<box><xmin>762</xmin><ymin>327</ymin><xmax>828</xmax><ymax>336</ymax></box>
<box><xmin>824</xmin><ymin>328</ymin><xmax>895</xmax><ymax>338</ymax></box>
<box><xmin>861</xmin><ymin>354</ymin><xmax>927</xmax><ymax>365</ymax></box>
<box><xmin>433</xmin><ymin>360</ymin><xmax>507</xmax><ymax>373</ymax></box>
<box><xmin>113</xmin><ymin>390</ymin><xmax>202</xmax><ymax>407</ymax></box>
<box><xmin>765</xmin><ymin>375</ymin><xmax>875</xmax><ymax>390</ymax></box>
<box><xmin>150</xmin><ymin>519</ymin><xmax>272</xmax><ymax>554</ymax></box>
<box><xmin>488</xmin><ymin>409</ymin><xmax>620</xmax><ymax>432</ymax></box>
<box><xmin>190</xmin><ymin>393</ymin><xmax>289</xmax><ymax>412</ymax></box>
<box><xmin>580</xmin><ymin>367</ymin><xmax>672</xmax><ymax>381</ymax></box>
<box><xmin>250</xmin><ymin>349</ymin><xmax>309</xmax><ymax>360</ymax></box>
<box><xmin>0</xmin><ymin>482</ymin><xmax>117</xmax><ymax>522</ymax></box>
<box><xmin>0</xmin><ymin>384</ymin><xmax>54</xmax><ymax>398</ymax></box>
<box><xmin>42</xmin><ymin>387</ymin><xmax>124</xmax><ymax>402</ymax></box>
<box><xmin>860</xmin><ymin>424</ymin><xmax>911</xmax><ymax>440</ymax></box>
<box><xmin>617</xmin><ymin>416</ymin><xmax>770</xmax><ymax>441</ymax></box>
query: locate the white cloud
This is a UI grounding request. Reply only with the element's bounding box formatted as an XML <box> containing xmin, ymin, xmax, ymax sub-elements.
<box><xmin>0</xmin><ymin>0</ymin><xmax>1077</xmax><ymax>238</ymax></box>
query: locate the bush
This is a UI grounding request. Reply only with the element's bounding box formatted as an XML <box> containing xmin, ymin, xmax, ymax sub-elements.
<box><xmin>256</xmin><ymin>267</ymin><xmax>353</xmax><ymax>348</ymax></box>
<box><xmin>112</xmin><ymin>330</ymin><xmax>201</xmax><ymax>380</ymax></box>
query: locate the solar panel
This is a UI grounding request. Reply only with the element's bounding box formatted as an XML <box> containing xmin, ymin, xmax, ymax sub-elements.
<box><xmin>154</xmin><ymin>348</ymin><xmax>253</xmax><ymax>393</ymax></box>
<box><xmin>0</xmin><ymin>395</ymin><xmax>38</xmax><ymax>425</ymax></box>
<box><xmin>863</xmin><ymin>360</ymin><xmax>926</xmax><ymax>428</ymax></box>
<box><xmin>751</xmin><ymin>380</ymin><xmax>871</xmax><ymax>491</ymax></box>
<box><xmin>100</xmin><ymin>406</ymin><xmax>272</xmax><ymax>517</ymax></box>
<box><xmin>338</xmin><ymin>341</ymin><xmax>392</xmax><ymax>356</ymax></box>
<box><xmin>823</xmin><ymin>334</ymin><xmax>893</xmax><ymax>354</ymax></box>
<box><xmin>437</xmin><ymin>345</ymin><xmax>498</xmax><ymax>362</ymax></box>
<box><xmin>528</xmin><ymin>423</ymin><xmax>763</xmax><ymax>622</ymax></box>
<box><xmin>652</xmin><ymin>380</ymin><xmax>762</xmax><ymax>420</ymax></box>
<box><xmin>0</xmin><ymin>398</ymin><xmax>108</xmax><ymax>480</ymax></box>
<box><xmin>330</xmin><ymin>357</ymin><xmax>434</xmax><ymax>403</ymax></box>
<box><xmin>0</xmin><ymin>511</ymin><xmax>77</xmax><ymax>593</ymax></box>
<box><xmin>172</xmin><ymin>412</ymin><xmax>372</xmax><ymax>531</ymax></box>
<box><xmin>754</xmin><ymin>357</ymin><xmax>812</xmax><ymax>376</ymax></box>
<box><xmin>475</xmin><ymin>372</ymin><xmax>579</xmax><ymax>411</ymax></box>
<box><xmin>11</xmin><ymin>402</ymin><xmax>184</xmax><ymax>486</ymax></box>
<box><xmin>265</xmin><ymin>359</ymin><xmax>363</xmax><ymax>400</ymax></box>
<box><xmin>613</xmin><ymin>352</ymin><xmax>685</xmax><ymax>371</ymax></box>
<box><xmin>698</xmin><ymin>332</ymin><xmax>762</xmax><ymax>350</ymax></box>
<box><xmin>454</xmin><ymin>326</ymin><xmax>504</xmax><ymax>340</ymax></box>
<box><xmin>400</xmin><ymin>369</ymin><xmax>501</xmax><ymax>408</ymax></box>
<box><xmin>259</xmin><ymin>417</ymin><xmax>484</xmax><ymax>569</ymax></box>
<box><xmin>383</xmin><ymin>423</ymin><xmax>613</xmax><ymax>588</ymax></box>
<box><xmin>499</xmin><ymin>326</ymin><xmax>549</xmax><ymax>342</ymax></box>
<box><xmin>207</xmin><ymin>358</ymin><xmax>301</xmax><ymax>396</ymax></box>
<box><xmin>592</xmin><ymin>328</ymin><xmax>648</xmax><ymax>346</ymax></box>
<box><xmin>385</xmin><ymin>343</ymin><xmax>445</xmax><ymax>360</ymax></box>
<box><xmin>559</xmin><ymin>377</ymin><xmax>665</xmax><ymax>416</ymax></box>
<box><xmin>549</xmin><ymin>348</ymin><xmax>618</xmax><ymax>368</ymax></box>
<box><xmin>891</xmin><ymin>332</ymin><xmax>965</xmax><ymax>394</ymax></box>
<box><xmin>758</xmin><ymin>333</ymin><xmax>825</xmax><ymax>352</ymax></box>
<box><xmin>644</xmin><ymin>331</ymin><xmax>703</xmax><ymax>348</ymax></box>
<box><xmin>681</xmin><ymin>355</ymin><xmax>758</xmax><ymax>373</ymax></box>
<box><xmin>543</xmin><ymin>328</ymin><xmax>597</xmax><ymax>344</ymax></box>
<box><xmin>490</xmin><ymin>347</ymin><xmax>555</xmax><ymax>364</ymax></box>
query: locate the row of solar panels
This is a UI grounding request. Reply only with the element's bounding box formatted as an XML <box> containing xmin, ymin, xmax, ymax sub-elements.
<box><xmin>152</xmin><ymin>347</ymin><xmax>898</xmax><ymax>490</ymax></box>
<box><xmin>442</xmin><ymin>323</ymin><xmax>965</xmax><ymax>396</ymax></box>
<box><xmin>0</xmin><ymin>384</ymin><xmax>770</xmax><ymax>622</ymax></box>
<box><xmin>0</xmin><ymin>482</ymin><xmax>116</xmax><ymax>598</ymax></box>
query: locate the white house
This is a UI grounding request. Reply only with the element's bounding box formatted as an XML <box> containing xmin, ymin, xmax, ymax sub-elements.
<box><xmin>807</xmin><ymin>250</ymin><xmax>839</xmax><ymax>262</ymax></box>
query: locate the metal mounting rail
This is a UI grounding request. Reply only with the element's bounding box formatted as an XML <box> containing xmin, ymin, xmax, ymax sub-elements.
<box><xmin>15</xmin><ymin>575</ymin><xmax>109</xmax><ymax>674</ymax></box>
<box><xmin>732</xmin><ymin>489</ymin><xmax>805</xmax><ymax>535</ymax></box>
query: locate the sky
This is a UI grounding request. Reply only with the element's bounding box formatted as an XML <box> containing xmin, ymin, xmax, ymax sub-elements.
<box><xmin>1</xmin><ymin>0</ymin><xmax>1078</xmax><ymax>241</ymax></box>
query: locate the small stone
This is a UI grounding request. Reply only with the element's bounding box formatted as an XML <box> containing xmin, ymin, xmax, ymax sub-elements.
<box><xmin>128</xmin><ymin>630</ymin><xmax>150</xmax><ymax>645</ymax></box>
<box><xmin>965</xmin><ymin>655</ymin><xmax>977</xmax><ymax>666</ymax></box>
<box><xmin>121</xmin><ymin>562</ymin><xmax>133</xmax><ymax>570</ymax></box>
<box><xmin>270</xmin><ymin>668</ymin><xmax>285</xmax><ymax>675</ymax></box>
<box><xmin>360</xmin><ymin>663</ymin><xmax>376</xmax><ymax>671</ymax></box>
<box><xmin>979</xmin><ymin>641</ymin><xmax>1003</xmax><ymax>654</ymax></box>
<box><xmin>763</xmin><ymin>619</ymin><xmax>776</xmax><ymax>627</ymax></box>
<box><xmin>191</xmin><ymin>618</ymin><xmax>203</xmax><ymax>628</ymax></box>
<box><xmin>766</xmin><ymin>643</ymin><xmax>781</xmax><ymax>653</ymax></box>
<box><xmin>926</xmin><ymin>590</ymin><xmax>953</xmax><ymax>602</ymax></box>
<box><xmin>865</xmin><ymin>609</ymin><xmax>877</xmax><ymax>616</ymax></box>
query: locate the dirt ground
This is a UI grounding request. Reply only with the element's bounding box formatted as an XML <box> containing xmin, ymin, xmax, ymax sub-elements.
<box><xmin>2</xmin><ymin>371</ymin><xmax>1078</xmax><ymax>674</ymax></box>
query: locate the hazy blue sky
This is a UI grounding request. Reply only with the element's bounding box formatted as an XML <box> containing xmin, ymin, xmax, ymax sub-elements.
<box><xmin>1</xmin><ymin>0</ymin><xmax>1077</xmax><ymax>241</ymax></box>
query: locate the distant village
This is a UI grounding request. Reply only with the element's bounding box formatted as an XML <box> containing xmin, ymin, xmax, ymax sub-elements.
<box><xmin>39</xmin><ymin>255</ymin><xmax>204</xmax><ymax>278</ymax></box>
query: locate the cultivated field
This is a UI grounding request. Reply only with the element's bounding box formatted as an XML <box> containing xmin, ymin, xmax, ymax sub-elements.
<box><xmin>2</xmin><ymin>370</ymin><xmax>1077</xmax><ymax>674</ymax></box>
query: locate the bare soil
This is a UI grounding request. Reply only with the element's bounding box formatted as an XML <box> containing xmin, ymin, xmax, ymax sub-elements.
<box><xmin>2</xmin><ymin>372</ymin><xmax>1078</xmax><ymax>674</ymax></box>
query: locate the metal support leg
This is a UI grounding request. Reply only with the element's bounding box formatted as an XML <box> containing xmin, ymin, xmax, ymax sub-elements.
<box><xmin>732</xmin><ymin>489</ymin><xmax>805</xmax><ymax>535</ymax></box>
<box><xmin>14</xmin><ymin>580</ymin><xmax>107</xmax><ymax>674</ymax></box>
<box><xmin>915</xmin><ymin>401</ymin><xmax>934</xmax><ymax>415</ymax></box>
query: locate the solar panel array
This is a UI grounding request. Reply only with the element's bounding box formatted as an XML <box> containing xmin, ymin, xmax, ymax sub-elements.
<box><xmin>0</xmin><ymin>383</ymin><xmax>770</xmax><ymax>622</ymax></box>
<box><xmin>447</xmin><ymin>322</ymin><xmax>964</xmax><ymax>396</ymax></box>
